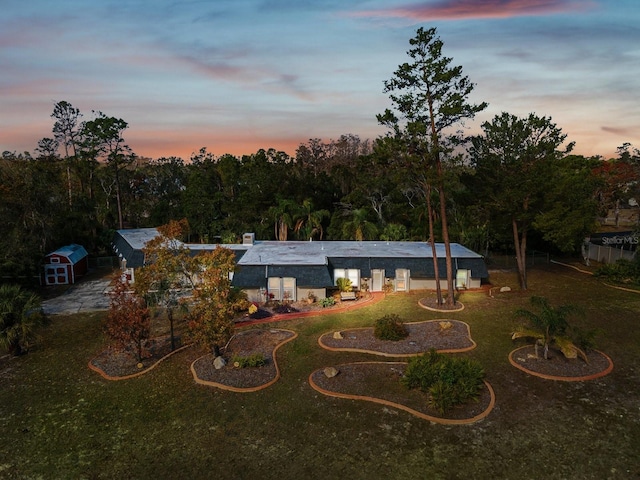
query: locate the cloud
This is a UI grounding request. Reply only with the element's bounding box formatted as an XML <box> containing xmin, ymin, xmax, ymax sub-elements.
<box><xmin>350</xmin><ymin>0</ymin><xmax>596</xmax><ymax>22</ymax></box>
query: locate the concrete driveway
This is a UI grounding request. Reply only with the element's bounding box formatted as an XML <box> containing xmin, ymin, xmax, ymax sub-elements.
<box><xmin>42</xmin><ymin>277</ymin><xmax>112</xmax><ymax>315</ymax></box>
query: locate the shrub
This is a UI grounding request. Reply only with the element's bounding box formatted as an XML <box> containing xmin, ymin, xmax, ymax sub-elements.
<box><xmin>232</xmin><ymin>353</ymin><xmax>266</xmax><ymax>368</ymax></box>
<box><xmin>374</xmin><ymin>314</ymin><xmax>408</xmax><ymax>341</ymax></box>
<box><xmin>382</xmin><ymin>281</ymin><xmax>394</xmax><ymax>293</ymax></box>
<box><xmin>402</xmin><ymin>349</ymin><xmax>485</xmax><ymax>414</ymax></box>
<box><xmin>320</xmin><ymin>297</ymin><xmax>335</xmax><ymax>308</ymax></box>
<box><xmin>336</xmin><ymin>277</ymin><xmax>353</xmax><ymax>292</ymax></box>
<box><xmin>594</xmin><ymin>257</ymin><xmax>640</xmax><ymax>285</ymax></box>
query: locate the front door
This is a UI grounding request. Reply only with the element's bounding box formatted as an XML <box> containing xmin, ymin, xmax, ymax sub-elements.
<box><xmin>371</xmin><ymin>269</ymin><xmax>384</xmax><ymax>292</ymax></box>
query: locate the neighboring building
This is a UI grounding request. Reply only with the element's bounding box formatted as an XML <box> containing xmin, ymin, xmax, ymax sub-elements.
<box><xmin>112</xmin><ymin>229</ymin><xmax>489</xmax><ymax>302</ymax></box>
<box><xmin>42</xmin><ymin>244</ymin><xmax>89</xmax><ymax>286</ymax></box>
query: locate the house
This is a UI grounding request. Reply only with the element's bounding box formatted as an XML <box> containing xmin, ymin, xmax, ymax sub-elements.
<box><xmin>42</xmin><ymin>244</ymin><xmax>89</xmax><ymax>286</ymax></box>
<box><xmin>112</xmin><ymin>229</ymin><xmax>489</xmax><ymax>302</ymax></box>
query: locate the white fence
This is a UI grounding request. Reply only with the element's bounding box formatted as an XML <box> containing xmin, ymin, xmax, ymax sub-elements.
<box><xmin>587</xmin><ymin>243</ymin><xmax>636</xmax><ymax>265</ymax></box>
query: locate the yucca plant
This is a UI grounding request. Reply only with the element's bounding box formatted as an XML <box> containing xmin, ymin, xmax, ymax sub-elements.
<box><xmin>512</xmin><ymin>296</ymin><xmax>589</xmax><ymax>363</ymax></box>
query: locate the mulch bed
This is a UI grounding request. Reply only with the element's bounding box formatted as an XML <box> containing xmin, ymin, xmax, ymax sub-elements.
<box><xmin>310</xmin><ymin>362</ymin><xmax>493</xmax><ymax>422</ymax></box>
<box><xmin>319</xmin><ymin>320</ymin><xmax>475</xmax><ymax>356</ymax></box>
<box><xmin>90</xmin><ymin>336</ymin><xmax>186</xmax><ymax>378</ymax></box>
<box><xmin>191</xmin><ymin>329</ymin><xmax>296</xmax><ymax>389</ymax></box>
<box><xmin>509</xmin><ymin>345</ymin><xmax>613</xmax><ymax>380</ymax></box>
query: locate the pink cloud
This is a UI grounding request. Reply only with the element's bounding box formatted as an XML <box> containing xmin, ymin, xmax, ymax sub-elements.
<box><xmin>351</xmin><ymin>0</ymin><xmax>596</xmax><ymax>21</ymax></box>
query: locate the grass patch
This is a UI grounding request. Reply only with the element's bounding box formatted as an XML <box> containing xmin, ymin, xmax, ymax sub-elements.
<box><xmin>1</xmin><ymin>264</ymin><xmax>640</xmax><ymax>479</ymax></box>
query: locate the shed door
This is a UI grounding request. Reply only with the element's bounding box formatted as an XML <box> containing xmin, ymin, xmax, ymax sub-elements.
<box><xmin>45</xmin><ymin>265</ymin><xmax>69</xmax><ymax>285</ymax></box>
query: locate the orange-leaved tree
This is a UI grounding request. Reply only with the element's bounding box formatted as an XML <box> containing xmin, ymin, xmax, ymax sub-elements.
<box><xmin>186</xmin><ymin>246</ymin><xmax>247</xmax><ymax>357</ymax></box>
<box><xmin>135</xmin><ymin>219</ymin><xmax>196</xmax><ymax>351</ymax></box>
<box><xmin>106</xmin><ymin>278</ymin><xmax>151</xmax><ymax>362</ymax></box>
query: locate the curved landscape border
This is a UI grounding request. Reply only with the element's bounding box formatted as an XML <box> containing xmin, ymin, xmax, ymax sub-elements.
<box><xmin>508</xmin><ymin>346</ymin><xmax>614</xmax><ymax>381</ymax></box>
<box><xmin>88</xmin><ymin>343</ymin><xmax>193</xmax><ymax>381</ymax></box>
<box><xmin>191</xmin><ymin>328</ymin><xmax>298</xmax><ymax>392</ymax></box>
<box><xmin>418</xmin><ymin>299</ymin><xmax>464</xmax><ymax>312</ymax></box>
<box><xmin>308</xmin><ymin>361</ymin><xmax>495</xmax><ymax>425</ymax></box>
<box><xmin>318</xmin><ymin>320</ymin><xmax>476</xmax><ymax>357</ymax></box>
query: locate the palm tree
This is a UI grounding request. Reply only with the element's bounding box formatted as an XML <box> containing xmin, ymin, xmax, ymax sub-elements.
<box><xmin>512</xmin><ymin>296</ymin><xmax>588</xmax><ymax>362</ymax></box>
<box><xmin>267</xmin><ymin>198</ymin><xmax>299</xmax><ymax>241</ymax></box>
<box><xmin>341</xmin><ymin>207</ymin><xmax>378</xmax><ymax>241</ymax></box>
<box><xmin>0</xmin><ymin>284</ymin><xmax>48</xmax><ymax>356</ymax></box>
<box><xmin>294</xmin><ymin>199</ymin><xmax>330</xmax><ymax>241</ymax></box>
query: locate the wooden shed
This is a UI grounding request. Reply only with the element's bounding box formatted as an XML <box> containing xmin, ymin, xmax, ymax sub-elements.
<box><xmin>42</xmin><ymin>244</ymin><xmax>89</xmax><ymax>286</ymax></box>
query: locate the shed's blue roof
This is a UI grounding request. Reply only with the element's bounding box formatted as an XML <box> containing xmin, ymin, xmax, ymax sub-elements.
<box><xmin>47</xmin><ymin>244</ymin><xmax>88</xmax><ymax>264</ymax></box>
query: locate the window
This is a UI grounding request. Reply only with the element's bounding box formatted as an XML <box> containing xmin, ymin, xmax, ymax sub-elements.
<box><xmin>50</xmin><ymin>257</ymin><xmax>60</xmax><ymax>264</ymax></box>
<box><xmin>334</xmin><ymin>269</ymin><xmax>360</xmax><ymax>289</ymax></box>
<box><xmin>267</xmin><ymin>277</ymin><xmax>296</xmax><ymax>301</ymax></box>
<box><xmin>395</xmin><ymin>269</ymin><xmax>409</xmax><ymax>292</ymax></box>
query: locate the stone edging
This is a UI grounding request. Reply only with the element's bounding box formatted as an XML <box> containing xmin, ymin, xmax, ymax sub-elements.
<box><xmin>88</xmin><ymin>343</ymin><xmax>193</xmax><ymax>381</ymax></box>
<box><xmin>308</xmin><ymin>361</ymin><xmax>495</xmax><ymax>425</ymax></box>
<box><xmin>190</xmin><ymin>329</ymin><xmax>298</xmax><ymax>392</ymax></box>
<box><xmin>418</xmin><ymin>299</ymin><xmax>465</xmax><ymax>312</ymax></box>
<box><xmin>508</xmin><ymin>346</ymin><xmax>614</xmax><ymax>381</ymax></box>
<box><xmin>318</xmin><ymin>320</ymin><xmax>477</xmax><ymax>357</ymax></box>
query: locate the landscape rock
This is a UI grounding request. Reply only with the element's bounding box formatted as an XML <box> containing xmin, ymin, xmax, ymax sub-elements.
<box><xmin>213</xmin><ymin>356</ymin><xmax>227</xmax><ymax>370</ymax></box>
<box><xmin>500</xmin><ymin>286</ymin><xmax>512</xmax><ymax>293</ymax></box>
<box><xmin>323</xmin><ymin>366</ymin><xmax>339</xmax><ymax>378</ymax></box>
<box><xmin>333</xmin><ymin>331</ymin><xmax>343</xmax><ymax>340</ymax></box>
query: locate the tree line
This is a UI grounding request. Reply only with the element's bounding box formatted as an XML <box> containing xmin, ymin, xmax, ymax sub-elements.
<box><xmin>1</xmin><ymin>27</ymin><xmax>639</xmax><ymax>293</ymax></box>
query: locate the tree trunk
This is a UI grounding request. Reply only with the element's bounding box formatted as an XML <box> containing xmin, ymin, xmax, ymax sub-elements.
<box><xmin>438</xmin><ymin>183</ymin><xmax>456</xmax><ymax>306</ymax></box>
<box><xmin>426</xmin><ymin>184</ymin><xmax>443</xmax><ymax>304</ymax></box>
<box><xmin>512</xmin><ymin>217</ymin><xmax>528</xmax><ymax>290</ymax></box>
<box><xmin>168</xmin><ymin>308</ymin><xmax>176</xmax><ymax>351</ymax></box>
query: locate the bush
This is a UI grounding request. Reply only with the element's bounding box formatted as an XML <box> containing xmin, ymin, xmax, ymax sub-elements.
<box><xmin>402</xmin><ymin>349</ymin><xmax>485</xmax><ymax>414</ymax></box>
<box><xmin>231</xmin><ymin>353</ymin><xmax>266</xmax><ymax>368</ymax></box>
<box><xmin>594</xmin><ymin>257</ymin><xmax>640</xmax><ymax>285</ymax></box>
<box><xmin>374</xmin><ymin>314</ymin><xmax>408</xmax><ymax>341</ymax></box>
<box><xmin>320</xmin><ymin>297</ymin><xmax>335</xmax><ymax>308</ymax></box>
<box><xmin>336</xmin><ymin>277</ymin><xmax>352</xmax><ymax>292</ymax></box>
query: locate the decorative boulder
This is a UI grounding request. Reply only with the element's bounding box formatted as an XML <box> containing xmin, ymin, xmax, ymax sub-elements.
<box><xmin>213</xmin><ymin>356</ymin><xmax>227</xmax><ymax>370</ymax></box>
<box><xmin>333</xmin><ymin>331</ymin><xmax>343</xmax><ymax>340</ymax></box>
<box><xmin>500</xmin><ymin>286</ymin><xmax>512</xmax><ymax>293</ymax></box>
<box><xmin>323</xmin><ymin>366</ymin><xmax>339</xmax><ymax>378</ymax></box>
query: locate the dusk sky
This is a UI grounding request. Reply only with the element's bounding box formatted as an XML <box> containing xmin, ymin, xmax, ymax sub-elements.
<box><xmin>2</xmin><ymin>0</ymin><xmax>638</xmax><ymax>161</ymax></box>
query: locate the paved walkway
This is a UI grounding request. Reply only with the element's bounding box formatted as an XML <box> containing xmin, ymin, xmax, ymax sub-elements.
<box><xmin>42</xmin><ymin>278</ymin><xmax>112</xmax><ymax>315</ymax></box>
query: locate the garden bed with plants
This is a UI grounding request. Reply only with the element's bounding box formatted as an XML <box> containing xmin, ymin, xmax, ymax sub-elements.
<box><xmin>89</xmin><ymin>335</ymin><xmax>188</xmax><ymax>378</ymax></box>
<box><xmin>509</xmin><ymin>345</ymin><xmax>613</xmax><ymax>380</ymax></box>
<box><xmin>191</xmin><ymin>328</ymin><xmax>296</xmax><ymax>390</ymax></box>
<box><xmin>319</xmin><ymin>319</ymin><xmax>475</xmax><ymax>356</ymax></box>
<box><xmin>310</xmin><ymin>361</ymin><xmax>494</xmax><ymax>422</ymax></box>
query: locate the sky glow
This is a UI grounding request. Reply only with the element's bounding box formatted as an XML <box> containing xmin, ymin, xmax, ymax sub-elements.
<box><xmin>1</xmin><ymin>0</ymin><xmax>638</xmax><ymax>160</ymax></box>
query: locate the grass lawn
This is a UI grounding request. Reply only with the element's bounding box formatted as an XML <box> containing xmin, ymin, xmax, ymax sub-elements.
<box><xmin>1</xmin><ymin>264</ymin><xmax>639</xmax><ymax>479</ymax></box>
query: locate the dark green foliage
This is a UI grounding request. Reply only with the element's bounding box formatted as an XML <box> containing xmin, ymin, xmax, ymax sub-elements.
<box><xmin>402</xmin><ymin>349</ymin><xmax>485</xmax><ymax>414</ymax></box>
<box><xmin>0</xmin><ymin>284</ymin><xmax>48</xmax><ymax>355</ymax></box>
<box><xmin>374</xmin><ymin>314</ymin><xmax>408</xmax><ymax>341</ymax></box>
<box><xmin>594</xmin><ymin>257</ymin><xmax>640</xmax><ymax>285</ymax></box>
<box><xmin>231</xmin><ymin>353</ymin><xmax>266</xmax><ymax>368</ymax></box>
<box><xmin>320</xmin><ymin>297</ymin><xmax>335</xmax><ymax>308</ymax></box>
<box><xmin>569</xmin><ymin>325</ymin><xmax>601</xmax><ymax>352</ymax></box>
